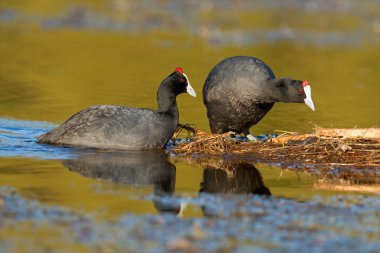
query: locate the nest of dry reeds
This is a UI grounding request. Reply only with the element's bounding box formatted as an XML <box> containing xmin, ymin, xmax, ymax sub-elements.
<box><xmin>171</xmin><ymin>125</ymin><xmax>380</xmax><ymax>169</ymax></box>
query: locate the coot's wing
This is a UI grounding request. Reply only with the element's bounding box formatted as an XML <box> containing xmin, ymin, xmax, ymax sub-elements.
<box><xmin>38</xmin><ymin>105</ymin><xmax>153</xmax><ymax>144</ymax></box>
<box><xmin>66</xmin><ymin>105</ymin><xmax>151</xmax><ymax>139</ymax></box>
<box><xmin>38</xmin><ymin>105</ymin><xmax>175</xmax><ymax>149</ymax></box>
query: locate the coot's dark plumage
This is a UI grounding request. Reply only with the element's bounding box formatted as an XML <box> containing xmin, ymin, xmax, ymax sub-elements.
<box><xmin>38</xmin><ymin>68</ymin><xmax>196</xmax><ymax>150</ymax></box>
<box><xmin>203</xmin><ymin>56</ymin><xmax>314</xmax><ymax>139</ymax></box>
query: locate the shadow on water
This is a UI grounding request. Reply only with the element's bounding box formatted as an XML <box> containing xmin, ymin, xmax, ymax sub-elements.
<box><xmin>62</xmin><ymin>150</ymin><xmax>184</xmax><ymax>215</ymax></box>
<box><xmin>200</xmin><ymin>162</ymin><xmax>271</xmax><ymax>196</ymax></box>
<box><xmin>61</xmin><ymin>144</ymin><xmax>274</xmax><ymax>216</ymax></box>
<box><xmin>197</xmin><ymin>161</ymin><xmax>272</xmax><ymax>217</ymax></box>
<box><xmin>63</xmin><ymin>151</ymin><xmax>175</xmax><ymax>190</ymax></box>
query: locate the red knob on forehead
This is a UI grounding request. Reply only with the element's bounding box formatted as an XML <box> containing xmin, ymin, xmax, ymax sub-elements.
<box><xmin>302</xmin><ymin>81</ymin><xmax>309</xmax><ymax>87</ymax></box>
<box><xmin>175</xmin><ymin>67</ymin><xmax>183</xmax><ymax>75</ymax></box>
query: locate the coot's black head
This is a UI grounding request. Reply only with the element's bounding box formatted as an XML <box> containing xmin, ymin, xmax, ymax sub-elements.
<box><xmin>277</xmin><ymin>78</ymin><xmax>315</xmax><ymax>111</ymax></box>
<box><xmin>166</xmin><ymin>67</ymin><xmax>196</xmax><ymax>97</ymax></box>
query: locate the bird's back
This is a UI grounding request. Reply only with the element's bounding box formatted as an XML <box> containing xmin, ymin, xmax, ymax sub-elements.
<box><xmin>203</xmin><ymin>56</ymin><xmax>275</xmax><ymax>101</ymax></box>
<box><xmin>38</xmin><ymin>105</ymin><xmax>177</xmax><ymax>149</ymax></box>
<box><xmin>203</xmin><ymin>56</ymin><xmax>276</xmax><ymax>134</ymax></box>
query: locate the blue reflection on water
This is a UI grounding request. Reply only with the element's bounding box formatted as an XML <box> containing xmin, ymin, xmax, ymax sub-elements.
<box><xmin>0</xmin><ymin>118</ymin><xmax>82</xmax><ymax>160</ymax></box>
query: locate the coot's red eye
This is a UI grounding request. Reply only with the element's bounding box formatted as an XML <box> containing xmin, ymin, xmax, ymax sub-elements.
<box><xmin>180</xmin><ymin>78</ymin><xmax>186</xmax><ymax>83</ymax></box>
<box><xmin>298</xmin><ymin>88</ymin><xmax>303</xmax><ymax>94</ymax></box>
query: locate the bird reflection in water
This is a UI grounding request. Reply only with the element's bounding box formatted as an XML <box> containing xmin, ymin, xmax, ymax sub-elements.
<box><xmin>200</xmin><ymin>162</ymin><xmax>271</xmax><ymax>196</ymax></box>
<box><xmin>199</xmin><ymin>161</ymin><xmax>271</xmax><ymax>217</ymax></box>
<box><xmin>62</xmin><ymin>150</ymin><xmax>183</xmax><ymax>215</ymax></box>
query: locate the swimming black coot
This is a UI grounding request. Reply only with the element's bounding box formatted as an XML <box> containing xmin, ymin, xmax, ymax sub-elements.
<box><xmin>203</xmin><ymin>56</ymin><xmax>315</xmax><ymax>140</ymax></box>
<box><xmin>38</xmin><ymin>68</ymin><xmax>196</xmax><ymax>149</ymax></box>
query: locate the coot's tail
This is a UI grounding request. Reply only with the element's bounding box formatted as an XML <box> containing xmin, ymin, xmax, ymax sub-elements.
<box><xmin>37</xmin><ymin>130</ymin><xmax>57</xmax><ymax>144</ymax></box>
<box><xmin>36</xmin><ymin>126</ymin><xmax>67</xmax><ymax>144</ymax></box>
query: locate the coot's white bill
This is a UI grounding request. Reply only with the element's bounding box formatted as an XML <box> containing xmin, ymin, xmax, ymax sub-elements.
<box><xmin>183</xmin><ymin>73</ymin><xmax>196</xmax><ymax>97</ymax></box>
<box><xmin>303</xmin><ymin>85</ymin><xmax>315</xmax><ymax>111</ymax></box>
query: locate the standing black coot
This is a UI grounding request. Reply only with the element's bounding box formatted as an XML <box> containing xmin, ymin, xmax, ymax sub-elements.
<box><xmin>203</xmin><ymin>56</ymin><xmax>315</xmax><ymax>139</ymax></box>
<box><xmin>37</xmin><ymin>68</ymin><xmax>196</xmax><ymax>150</ymax></box>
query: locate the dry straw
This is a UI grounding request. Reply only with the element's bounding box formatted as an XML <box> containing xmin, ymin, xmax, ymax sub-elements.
<box><xmin>171</xmin><ymin>125</ymin><xmax>380</xmax><ymax>169</ymax></box>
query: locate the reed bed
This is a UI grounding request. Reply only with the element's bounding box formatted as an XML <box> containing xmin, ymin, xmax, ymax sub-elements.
<box><xmin>171</xmin><ymin>126</ymin><xmax>380</xmax><ymax>169</ymax></box>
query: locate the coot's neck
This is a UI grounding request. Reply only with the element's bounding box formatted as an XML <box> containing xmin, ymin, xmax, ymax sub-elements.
<box><xmin>156</xmin><ymin>80</ymin><xmax>179</xmax><ymax>117</ymax></box>
<box><xmin>265</xmin><ymin>78</ymin><xmax>292</xmax><ymax>102</ymax></box>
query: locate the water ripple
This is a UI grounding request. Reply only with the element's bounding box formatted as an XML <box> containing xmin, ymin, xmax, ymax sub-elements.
<box><xmin>0</xmin><ymin>118</ymin><xmax>81</xmax><ymax>160</ymax></box>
